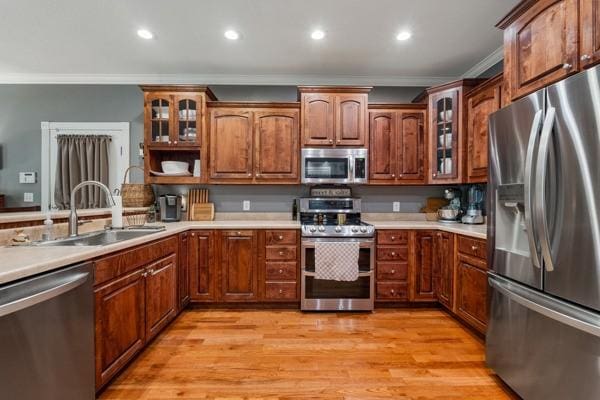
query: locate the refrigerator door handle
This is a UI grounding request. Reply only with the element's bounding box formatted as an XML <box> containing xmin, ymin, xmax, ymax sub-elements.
<box><xmin>524</xmin><ymin>109</ymin><xmax>544</xmax><ymax>269</ymax></box>
<box><xmin>535</xmin><ymin>107</ymin><xmax>556</xmax><ymax>272</ymax></box>
<box><xmin>489</xmin><ymin>274</ymin><xmax>600</xmax><ymax>338</ymax></box>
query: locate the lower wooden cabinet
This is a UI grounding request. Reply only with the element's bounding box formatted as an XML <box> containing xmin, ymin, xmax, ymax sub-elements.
<box><xmin>412</xmin><ymin>231</ymin><xmax>437</xmax><ymax>302</ymax></box>
<box><xmin>435</xmin><ymin>231</ymin><xmax>455</xmax><ymax>310</ymax></box>
<box><xmin>188</xmin><ymin>230</ymin><xmax>217</xmax><ymax>302</ymax></box>
<box><xmin>220</xmin><ymin>230</ymin><xmax>259</xmax><ymax>302</ymax></box>
<box><xmin>94</xmin><ymin>269</ymin><xmax>146</xmax><ymax>391</ymax></box>
<box><xmin>262</xmin><ymin>230</ymin><xmax>299</xmax><ymax>301</ymax></box>
<box><xmin>456</xmin><ymin>255</ymin><xmax>488</xmax><ymax>334</ymax></box>
<box><xmin>375</xmin><ymin>230</ymin><xmax>410</xmax><ymax>302</ymax></box>
<box><xmin>94</xmin><ymin>236</ymin><xmax>178</xmax><ymax>391</ymax></box>
<box><xmin>145</xmin><ymin>254</ymin><xmax>178</xmax><ymax>341</ymax></box>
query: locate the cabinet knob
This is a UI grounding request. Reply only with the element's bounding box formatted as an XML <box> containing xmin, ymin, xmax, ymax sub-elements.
<box><xmin>174</xmin><ymin>141</ymin><xmax>178</xmax><ymax>144</ymax></box>
<box><xmin>329</xmin><ymin>139</ymin><xmax>333</xmax><ymax>143</ymax></box>
<box><xmin>399</xmin><ymin>174</ymin><xmax>403</xmax><ymax>177</ymax></box>
<box><xmin>278</xmin><ymin>235</ymin><xmax>283</xmax><ymax>240</ymax></box>
<box><xmin>391</xmin><ymin>269</ymin><xmax>396</xmax><ymax>274</ymax></box>
<box><xmin>279</xmin><ymin>269</ymin><xmax>283</xmax><ymax>274</ymax></box>
<box><xmin>337</xmin><ymin>140</ymin><xmax>341</xmax><ymax>143</ymax></box>
<box><xmin>471</xmin><ymin>245</ymin><xmax>478</xmax><ymax>251</ymax></box>
<box><xmin>391</xmin><ymin>252</ymin><xmax>396</xmax><ymax>256</ymax></box>
<box><xmin>391</xmin><ymin>236</ymin><xmax>396</xmax><ymax>240</ymax></box>
<box><xmin>191</xmin><ymin>233</ymin><xmax>195</xmax><ymax>237</ymax></box>
<box><xmin>248</xmin><ymin>173</ymin><xmax>252</xmax><ymax>177</ymax></box>
<box><xmin>581</xmin><ymin>54</ymin><xmax>592</xmax><ymax>62</ymax></box>
<box><xmin>237</xmin><ymin>231</ymin><xmax>241</xmax><ymax>235</ymax></box>
<box><xmin>142</xmin><ymin>272</ymin><xmax>148</xmax><ymax>278</ymax></box>
<box><xmin>168</xmin><ymin>140</ymin><xmax>172</xmax><ymax>144</ymax></box>
<box><xmin>279</xmin><ymin>289</ymin><xmax>283</xmax><ymax>294</ymax></box>
<box><xmin>562</xmin><ymin>63</ymin><xmax>573</xmax><ymax>70</ymax></box>
<box><xmin>279</xmin><ymin>251</ymin><xmax>284</xmax><ymax>256</ymax></box>
<box><xmin>433</xmin><ymin>173</ymin><xmax>437</xmax><ymax>177</ymax></box>
<box><xmin>390</xmin><ymin>289</ymin><xmax>395</xmax><ymax>294</ymax></box>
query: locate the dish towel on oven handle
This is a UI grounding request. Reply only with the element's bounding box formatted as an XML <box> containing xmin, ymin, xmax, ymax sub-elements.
<box><xmin>314</xmin><ymin>241</ymin><xmax>360</xmax><ymax>281</ymax></box>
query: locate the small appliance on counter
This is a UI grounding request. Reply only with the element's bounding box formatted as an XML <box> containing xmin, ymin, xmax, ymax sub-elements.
<box><xmin>462</xmin><ymin>185</ymin><xmax>485</xmax><ymax>224</ymax></box>
<box><xmin>159</xmin><ymin>194</ymin><xmax>182</xmax><ymax>222</ymax></box>
<box><xmin>437</xmin><ymin>188</ymin><xmax>462</xmax><ymax>223</ymax></box>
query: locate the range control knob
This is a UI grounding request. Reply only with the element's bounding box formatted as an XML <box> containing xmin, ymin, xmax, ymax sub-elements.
<box><xmin>318</xmin><ymin>226</ymin><xmax>326</xmax><ymax>232</ymax></box>
<box><xmin>351</xmin><ymin>226</ymin><xmax>359</xmax><ymax>233</ymax></box>
<box><xmin>335</xmin><ymin>226</ymin><xmax>342</xmax><ymax>233</ymax></box>
<box><xmin>360</xmin><ymin>226</ymin><xmax>368</xmax><ymax>233</ymax></box>
<box><xmin>309</xmin><ymin>226</ymin><xmax>317</xmax><ymax>233</ymax></box>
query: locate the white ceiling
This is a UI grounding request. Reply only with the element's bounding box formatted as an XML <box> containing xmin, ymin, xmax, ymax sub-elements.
<box><xmin>0</xmin><ymin>0</ymin><xmax>519</xmax><ymax>86</ymax></box>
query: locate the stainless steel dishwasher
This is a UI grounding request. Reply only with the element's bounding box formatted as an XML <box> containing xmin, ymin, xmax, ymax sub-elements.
<box><xmin>0</xmin><ymin>262</ymin><xmax>94</xmax><ymax>399</ymax></box>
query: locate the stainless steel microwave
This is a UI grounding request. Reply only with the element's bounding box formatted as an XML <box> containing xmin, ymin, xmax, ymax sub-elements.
<box><xmin>301</xmin><ymin>148</ymin><xmax>368</xmax><ymax>184</ymax></box>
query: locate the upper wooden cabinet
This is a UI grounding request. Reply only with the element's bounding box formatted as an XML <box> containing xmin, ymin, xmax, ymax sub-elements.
<box><xmin>141</xmin><ymin>86</ymin><xmax>217</xmax><ymax>185</ymax></box>
<box><xmin>581</xmin><ymin>0</ymin><xmax>600</xmax><ymax>68</ymax></box>
<box><xmin>208</xmin><ymin>104</ymin><xmax>300</xmax><ymax>184</ymax></box>
<box><xmin>368</xmin><ymin>105</ymin><xmax>426</xmax><ymax>184</ymax></box>
<box><xmin>498</xmin><ymin>0</ymin><xmax>579</xmax><ymax>100</ymax></box>
<box><xmin>465</xmin><ymin>74</ymin><xmax>503</xmax><ymax>183</ymax></box>
<box><xmin>299</xmin><ymin>87</ymin><xmax>371</xmax><ymax>147</ymax></box>
<box><xmin>424</xmin><ymin>80</ymin><xmax>484</xmax><ymax>184</ymax></box>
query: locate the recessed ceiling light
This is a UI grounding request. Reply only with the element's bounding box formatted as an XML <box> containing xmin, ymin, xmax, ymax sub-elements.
<box><xmin>311</xmin><ymin>29</ymin><xmax>325</xmax><ymax>40</ymax></box>
<box><xmin>224</xmin><ymin>30</ymin><xmax>240</xmax><ymax>40</ymax></box>
<box><xmin>137</xmin><ymin>29</ymin><xmax>154</xmax><ymax>40</ymax></box>
<box><xmin>396</xmin><ymin>31</ymin><xmax>412</xmax><ymax>41</ymax></box>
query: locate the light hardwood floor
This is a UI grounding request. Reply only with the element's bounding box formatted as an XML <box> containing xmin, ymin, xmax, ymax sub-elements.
<box><xmin>99</xmin><ymin>309</ymin><xmax>517</xmax><ymax>400</ymax></box>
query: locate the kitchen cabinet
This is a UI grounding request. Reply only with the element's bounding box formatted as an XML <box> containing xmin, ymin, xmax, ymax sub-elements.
<box><xmin>299</xmin><ymin>87</ymin><xmax>371</xmax><ymax>147</ymax></box>
<box><xmin>412</xmin><ymin>231</ymin><xmax>437</xmax><ymax>302</ymax></box>
<box><xmin>581</xmin><ymin>0</ymin><xmax>600</xmax><ymax>68</ymax></box>
<box><xmin>208</xmin><ymin>104</ymin><xmax>300</xmax><ymax>183</ymax></box>
<box><xmin>368</xmin><ymin>105</ymin><xmax>426</xmax><ymax>184</ymax></box>
<box><xmin>375</xmin><ymin>230</ymin><xmax>410</xmax><ymax>301</ymax></box>
<box><xmin>435</xmin><ymin>231</ymin><xmax>455</xmax><ymax>310</ymax></box>
<box><xmin>189</xmin><ymin>230</ymin><xmax>217</xmax><ymax>302</ymax></box>
<box><xmin>426</xmin><ymin>80</ymin><xmax>484</xmax><ymax>184</ymax></box>
<box><xmin>145</xmin><ymin>254</ymin><xmax>178</xmax><ymax>341</ymax></box>
<box><xmin>465</xmin><ymin>74</ymin><xmax>502</xmax><ymax>183</ymax></box>
<box><xmin>94</xmin><ymin>269</ymin><xmax>146</xmax><ymax>391</ymax></box>
<box><xmin>262</xmin><ymin>230</ymin><xmax>299</xmax><ymax>301</ymax></box>
<box><xmin>93</xmin><ymin>236</ymin><xmax>178</xmax><ymax>391</ymax></box>
<box><xmin>219</xmin><ymin>230</ymin><xmax>259</xmax><ymax>302</ymax></box>
<box><xmin>498</xmin><ymin>0</ymin><xmax>579</xmax><ymax>100</ymax></box>
<box><xmin>141</xmin><ymin>85</ymin><xmax>216</xmax><ymax>185</ymax></box>
<box><xmin>178</xmin><ymin>232</ymin><xmax>190</xmax><ymax>310</ymax></box>
<box><xmin>455</xmin><ymin>235</ymin><xmax>488</xmax><ymax>334</ymax></box>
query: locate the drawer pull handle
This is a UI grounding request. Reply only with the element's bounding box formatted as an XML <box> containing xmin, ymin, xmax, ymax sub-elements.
<box><xmin>278</xmin><ymin>235</ymin><xmax>283</xmax><ymax>240</ymax></box>
<box><xmin>391</xmin><ymin>269</ymin><xmax>395</xmax><ymax>274</ymax></box>
<box><xmin>581</xmin><ymin>54</ymin><xmax>591</xmax><ymax>62</ymax></box>
<box><xmin>390</xmin><ymin>289</ymin><xmax>395</xmax><ymax>294</ymax></box>
<box><xmin>237</xmin><ymin>231</ymin><xmax>241</xmax><ymax>236</ymax></box>
<box><xmin>279</xmin><ymin>269</ymin><xmax>283</xmax><ymax>274</ymax></box>
<box><xmin>279</xmin><ymin>289</ymin><xmax>283</xmax><ymax>294</ymax></box>
<box><xmin>562</xmin><ymin>63</ymin><xmax>573</xmax><ymax>70</ymax></box>
<box><xmin>471</xmin><ymin>246</ymin><xmax>478</xmax><ymax>251</ymax></box>
<box><xmin>279</xmin><ymin>251</ymin><xmax>284</xmax><ymax>256</ymax></box>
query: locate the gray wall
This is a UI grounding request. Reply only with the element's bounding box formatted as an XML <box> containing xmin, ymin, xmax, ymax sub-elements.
<box><xmin>0</xmin><ymin>84</ymin><xmax>428</xmax><ymax>208</ymax></box>
<box><xmin>155</xmin><ymin>185</ymin><xmax>445</xmax><ymax>213</ymax></box>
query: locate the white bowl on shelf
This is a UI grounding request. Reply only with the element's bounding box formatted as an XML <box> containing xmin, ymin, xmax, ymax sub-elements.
<box><xmin>161</xmin><ymin>161</ymin><xmax>189</xmax><ymax>174</ymax></box>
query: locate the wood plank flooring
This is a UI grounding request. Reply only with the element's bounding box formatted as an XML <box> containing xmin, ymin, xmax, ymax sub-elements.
<box><xmin>99</xmin><ymin>309</ymin><xmax>517</xmax><ymax>400</ymax></box>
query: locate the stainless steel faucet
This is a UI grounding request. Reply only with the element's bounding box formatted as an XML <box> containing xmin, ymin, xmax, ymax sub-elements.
<box><xmin>68</xmin><ymin>180</ymin><xmax>116</xmax><ymax>237</ymax></box>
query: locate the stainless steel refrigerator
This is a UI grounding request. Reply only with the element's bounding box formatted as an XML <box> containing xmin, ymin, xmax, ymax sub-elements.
<box><xmin>487</xmin><ymin>65</ymin><xmax>600</xmax><ymax>400</ymax></box>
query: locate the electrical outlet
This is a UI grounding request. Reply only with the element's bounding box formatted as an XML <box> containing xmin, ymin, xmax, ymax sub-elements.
<box><xmin>393</xmin><ymin>201</ymin><xmax>401</xmax><ymax>212</ymax></box>
<box><xmin>243</xmin><ymin>200</ymin><xmax>250</xmax><ymax>211</ymax></box>
<box><xmin>24</xmin><ymin>192</ymin><xmax>34</xmax><ymax>202</ymax></box>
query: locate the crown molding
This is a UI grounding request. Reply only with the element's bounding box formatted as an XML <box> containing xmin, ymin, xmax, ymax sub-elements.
<box><xmin>461</xmin><ymin>46</ymin><xmax>504</xmax><ymax>78</ymax></box>
<box><xmin>0</xmin><ymin>73</ymin><xmax>458</xmax><ymax>87</ymax></box>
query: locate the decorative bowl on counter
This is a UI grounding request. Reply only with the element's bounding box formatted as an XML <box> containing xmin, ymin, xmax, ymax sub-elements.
<box><xmin>161</xmin><ymin>161</ymin><xmax>189</xmax><ymax>174</ymax></box>
<box><xmin>438</xmin><ymin>208</ymin><xmax>460</xmax><ymax>220</ymax></box>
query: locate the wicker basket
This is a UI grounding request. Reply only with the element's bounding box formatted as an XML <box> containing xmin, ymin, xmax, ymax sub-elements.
<box><xmin>121</xmin><ymin>166</ymin><xmax>155</xmax><ymax>207</ymax></box>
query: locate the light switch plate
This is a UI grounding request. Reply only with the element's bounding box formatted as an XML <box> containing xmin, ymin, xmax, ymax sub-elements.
<box><xmin>243</xmin><ymin>200</ymin><xmax>250</xmax><ymax>211</ymax></box>
<box><xmin>19</xmin><ymin>172</ymin><xmax>37</xmax><ymax>184</ymax></box>
<box><xmin>24</xmin><ymin>192</ymin><xmax>34</xmax><ymax>202</ymax></box>
<box><xmin>393</xmin><ymin>201</ymin><xmax>401</xmax><ymax>212</ymax></box>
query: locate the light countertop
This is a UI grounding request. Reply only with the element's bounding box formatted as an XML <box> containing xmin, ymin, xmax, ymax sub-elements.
<box><xmin>0</xmin><ymin>219</ymin><xmax>486</xmax><ymax>286</ymax></box>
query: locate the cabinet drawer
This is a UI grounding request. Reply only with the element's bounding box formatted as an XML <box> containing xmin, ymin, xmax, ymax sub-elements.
<box><xmin>265</xmin><ymin>262</ymin><xmax>297</xmax><ymax>281</ymax></box>
<box><xmin>376</xmin><ymin>246</ymin><xmax>408</xmax><ymax>262</ymax></box>
<box><xmin>457</xmin><ymin>236</ymin><xmax>487</xmax><ymax>260</ymax></box>
<box><xmin>377</xmin><ymin>230</ymin><xmax>409</xmax><ymax>245</ymax></box>
<box><xmin>265</xmin><ymin>282</ymin><xmax>297</xmax><ymax>300</ymax></box>
<box><xmin>265</xmin><ymin>230</ymin><xmax>297</xmax><ymax>245</ymax></box>
<box><xmin>376</xmin><ymin>282</ymin><xmax>408</xmax><ymax>300</ymax></box>
<box><xmin>376</xmin><ymin>262</ymin><xmax>408</xmax><ymax>281</ymax></box>
<box><xmin>266</xmin><ymin>246</ymin><xmax>297</xmax><ymax>261</ymax></box>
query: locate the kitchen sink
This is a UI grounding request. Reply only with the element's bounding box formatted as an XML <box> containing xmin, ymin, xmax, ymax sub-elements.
<box><xmin>30</xmin><ymin>227</ymin><xmax>166</xmax><ymax>247</ymax></box>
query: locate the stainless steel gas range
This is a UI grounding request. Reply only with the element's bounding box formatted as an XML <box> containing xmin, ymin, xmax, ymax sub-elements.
<box><xmin>300</xmin><ymin>187</ymin><xmax>375</xmax><ymax>311</ymax></box>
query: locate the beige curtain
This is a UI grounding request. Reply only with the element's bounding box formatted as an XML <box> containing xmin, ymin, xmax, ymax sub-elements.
<box><xmin>54</xmin><ymin>135</ymin><xmax>111</xmax><ymax>209</ymax></box>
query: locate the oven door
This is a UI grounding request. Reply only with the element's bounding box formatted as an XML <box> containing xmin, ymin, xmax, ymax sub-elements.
<box><xmin>301</xmin><ymin>148</ymin><xmax>353</xmax><ymax>184</ymax></box>
<box><xmin>301</xmin><ymin>237</ymin><xmax>374</xmax><ymax>311</ymax></box>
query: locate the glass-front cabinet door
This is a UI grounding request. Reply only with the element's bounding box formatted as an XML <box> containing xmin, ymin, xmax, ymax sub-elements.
<box><xmin>147</xmin><ymin>95</ymin><xmax>171</xmax><ymax>145</ymax></box>
<box><xmin>431</xmin><ymin>90</ymin><xmax>458</xmax><ymax>180</ymax></box>
<box><xmin>174</xmin><ymin>95</ymin><xmax>203</xmax><ymax>146</ymax></box>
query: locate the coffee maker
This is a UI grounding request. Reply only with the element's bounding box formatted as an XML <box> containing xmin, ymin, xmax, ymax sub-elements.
<box><xmin>462</xmin><ymin>185</ymin><xmax>485</xmax><ymax>224</ymax></box>
<box><xmin>159</xmin><ymin>194</ymin><xmax>182</xmax><ymax>222</ymax></box>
